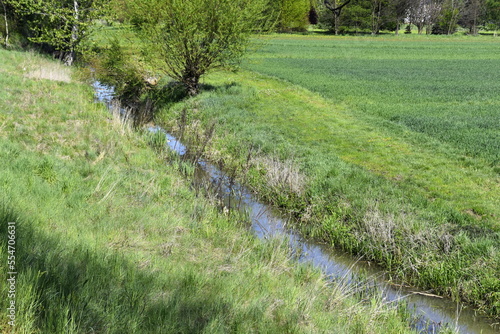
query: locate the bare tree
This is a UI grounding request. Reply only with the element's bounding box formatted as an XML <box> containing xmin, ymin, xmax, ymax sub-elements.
<box><xmin>426</xmin><ymin>0</ymin><xmax>443</xmax><ymax>33</ymax></box>
<box><xmin>370</xmin><ymin>0</ymin><xmax>384</xmax><ymax>34</ymax></box>
<box><xmin>408</xmin><ymin>0</ymin><xmax>425</xmax><ymax>33</ymax></box>
<box><xmin>323</xmin><ymin>0</ymin><xmax>352</xmax><ymax>34</ymax></box>
<box><xmin>462</xmin><ymin>0</ymin><xmax>485</xmax><ymax>34</ymax></box>
<box><xmin>387</xmin><ymin>0</ymin><xmax>411</xmax><ymax>35</ymax></box>
<box><xmin>408</xmin><ymin>0</ymin><xmax>442</xmax><ymax>34</ymax></box>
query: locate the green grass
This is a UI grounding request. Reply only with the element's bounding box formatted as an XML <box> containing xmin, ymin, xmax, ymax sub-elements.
<box><xmin>0</xmin><ymin>48</ymin><xmax>416</xmax><ymax>333</ymax></box>
<box><xmin>241</xmin><ymin>34</ymin><xmax>500</xmax><ymax>223</ymax></box>
<box><xmin>154</xmin><ymin>34</ymin><xmax>500</xmax><ymax>318</ymax></box>
<box><xmin>245</xmin><ymin>34</ymin><xmax>500</xmax><ymax>166</ymax></box>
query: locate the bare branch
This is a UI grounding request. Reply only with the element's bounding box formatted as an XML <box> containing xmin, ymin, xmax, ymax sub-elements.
<box><xmin>324</xmin><ymin>0</ymin><xmax>352</xmax><ymax>17</ymax></box>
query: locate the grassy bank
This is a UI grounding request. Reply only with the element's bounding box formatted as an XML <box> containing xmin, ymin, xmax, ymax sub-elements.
<box><xmin>154</xmin><ymin>35</ymin><xmax>500</xmax><ymax>318</ymax></box>
<box><xmin>0</xmin><ymin>49</ymin><xmax>417</xmax><ymax>332</ymax></box>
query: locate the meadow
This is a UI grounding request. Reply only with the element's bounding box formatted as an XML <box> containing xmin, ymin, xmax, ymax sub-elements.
<box><xmin>155</xmin><ymin>34</ymin><xmax>500</xmax><ymax>318</ymax></box>
<box><xmin>239</xmin><ymin>34</ymin><xmax>500</xmax><ymax>223</ymax></box>
<box><xmin>0</xmin><ymin>49</ymin><xmax>418</xmax><ymax>332</ymax></box>
<box><xmin>245</xmin><ymin>34</ymin><xmax>500</xmax><ymax>166</ymax></box>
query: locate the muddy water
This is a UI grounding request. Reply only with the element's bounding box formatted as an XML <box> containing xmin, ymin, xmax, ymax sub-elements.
<box><xmin>94</xmin><ymin>82</ymin><xmax>499</xmax><ymax>334</ymax></box>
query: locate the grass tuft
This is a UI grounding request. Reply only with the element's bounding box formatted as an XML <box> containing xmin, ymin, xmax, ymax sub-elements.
<box><xmin>21</xmin><ymin>51</ymin><xmax>72</xmax><ymax>83</ymax></box>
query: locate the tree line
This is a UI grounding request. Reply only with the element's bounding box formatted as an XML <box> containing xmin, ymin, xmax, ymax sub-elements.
<box><xmin>1</xmin><ymin>0</ymin><xmax>499</xmax><ymax>62</ymax></box>
<box><xmin>274</xmin><ymin>0</ymin><xmax>500</xmax><ymax>35</ymax></box>
<box><xmin>320</xmin><ymin>0</ymin><xmax>500</xmax><ymax>35</ymax></box>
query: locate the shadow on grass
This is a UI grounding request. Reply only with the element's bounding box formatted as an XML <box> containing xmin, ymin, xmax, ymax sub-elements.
<box><xmin>0</xmin><ymin>203</ymin><xmax>270</xmax><ymax>333</ymax></box>
<box><xmin>200</xmin><ymin>81</ymin><xmax>239</xmax><ymax>93</ymax></box>
<box><xmin>147</xmin><ymin>81</ymin><xmax>241</xmax><ymax>118</ymax></box>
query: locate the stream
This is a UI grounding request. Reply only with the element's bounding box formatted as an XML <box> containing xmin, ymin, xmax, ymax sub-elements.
<box><xmin>93</xmin><ymin>81</ymin><xmax>499</xmax><ymax>334</ymax></box>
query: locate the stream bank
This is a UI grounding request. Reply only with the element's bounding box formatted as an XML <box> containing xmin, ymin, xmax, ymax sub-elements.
<box><xmin>94</xmin><ymin>81</ymin><xmax>499</xmax><ymax>334</ymax></box>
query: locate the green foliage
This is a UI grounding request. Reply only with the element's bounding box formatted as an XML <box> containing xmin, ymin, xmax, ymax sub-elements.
<box><xmin>270</xmin><ymin>0</ymin><xmax>311</xmax><ymax>31</ymax></box>
<box><xmin>485</xmin><ymin>0</ymin><xmax>500</xmax><ymax>29</ymax></box>
<box><xmin>8</xmin><ymin>0</ymin><xmax>107</xmax><ymax>64</ymax></box>
<box><xmin>432</xmin><ymin>12</ymin><xmax>459</xmax><ymax>34</ymax></box>
<box><xmin>340</xmin><ymin>1</ymin><xmax>372</xmax><ymax>32</ymax></box>
<box><xmin>0</xmin><ymin>0</ymin><xmax>31</xmax><ymax>48</ymax></box>
<box><xmin>432</xmin><ymin>0</ymin><xmax>462</xmax><ymax>34</ymax></box>
<box><xmin>319</xmin><ymin>0</ymin><xmax>386</xmax><ymax>34</ymax></box>
<box><xmin>128</xmin><ymin>0</ymin><xmax>269</xmax><ymax>96</ymax></box>
<box><xmin>95</xmin><ymin>38</ymin><xmax>148</xmax><ymax>102</ymax></box>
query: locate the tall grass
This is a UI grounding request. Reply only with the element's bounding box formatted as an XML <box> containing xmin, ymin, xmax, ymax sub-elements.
<box><xmin>0</xmin><ymin>48</ymin><xmax>415</xmax><ymax>333</ymax></box>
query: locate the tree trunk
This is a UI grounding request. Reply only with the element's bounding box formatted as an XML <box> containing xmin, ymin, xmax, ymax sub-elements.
<box><xmin>417</xmin><ymin>22</ymin><xmax>424</xmax><ymax>34</ymax></box>
<box><xmin>334</xmin><ymin>13</ymin><xmax>340</xmax><ymax>35</ymax></box>
<box><xmin>1</xmin><ymin>0</ymin><xmax>8</xmax><ymax>47</ymax></box>
<box><xmin>184</xmin><ymin>75</ymin><xmax>200</xmax><ymax>96</ymax></box>
<box><xmin>64</xmin><ymin>51</ymin><xmax>75</xmax><ymax>66</ymax></box>
<box><xmin>324</xmin><ymin>0</ymin><xmax>352</xmax><ymax>35</ymax></box>
<box><xmin>448</xmin><ymin>10</ymin><xmax>458</xmax><ymax>35</ymax></box>
<box><xmin>470</xmin><ymin>0</ymin><xmax>480</xmax><ymax>35</ymax></box>
<box><xmin>472</xmin><ymin>9</ymin><xmax>478</xmax><ymax>35</ymax></box>
<box><xmin>65</xmin><ymin>0</ymin><xmax>79</xmax><ymax>66</ymax></box>
<box><xmin>371</xmin><ymin>0</ymin><xmax>382</xmax><ymax>35</ymax></box>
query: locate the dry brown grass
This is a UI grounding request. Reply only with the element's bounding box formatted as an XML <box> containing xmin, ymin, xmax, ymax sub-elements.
<box><xmin>108</xmin><ymin>99</ymin><xmax>133</xmax><ymax>136</ymax></box>
<box><xmin>22</xmin><ymin>52</ymin><xmax>72</xmax><ymax>83</ymax></box>
<box><xmin>251</xmin><ymin>155</ymin><xmax>306</xmax><ymax>196</ymax></box>
<box><xmin>363</xmin><ymin>208</ymin><xmax>396</xmax><ymax>249</ymax></box>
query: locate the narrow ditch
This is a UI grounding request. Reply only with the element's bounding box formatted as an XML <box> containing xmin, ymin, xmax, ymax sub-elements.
<box><xmin>93</xmin><ymin>81</ymin><xmax>499</xmax><ymax>334</ymax></box>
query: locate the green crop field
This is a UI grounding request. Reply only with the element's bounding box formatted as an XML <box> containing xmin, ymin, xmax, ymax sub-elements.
<box><xmin>237</xmin><ymin>34</ymin><xmax>500</xmax><ymax>223</ymax></box>
<box><xmin>245</xmin><ymin>35</ymin><xmax>500</xmax><ymax>166</ymax></box>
